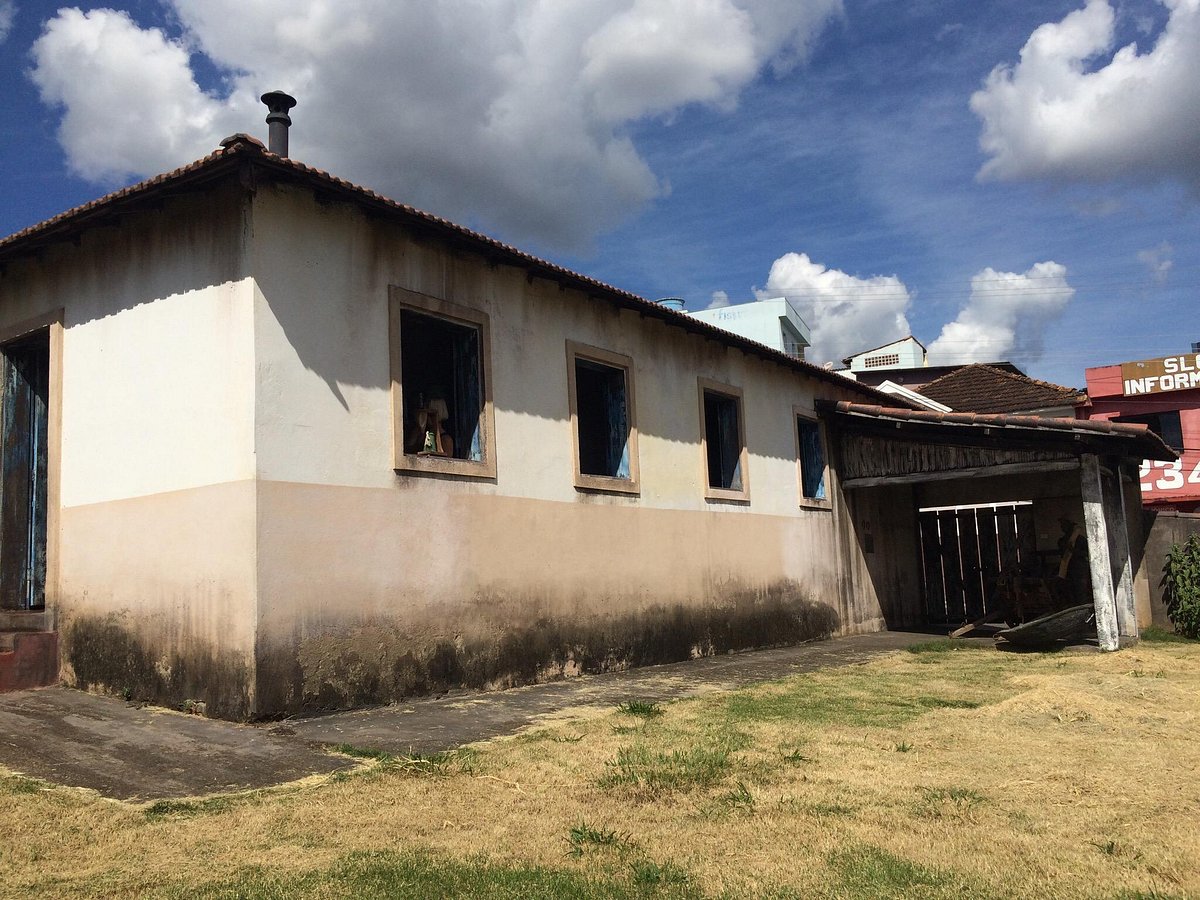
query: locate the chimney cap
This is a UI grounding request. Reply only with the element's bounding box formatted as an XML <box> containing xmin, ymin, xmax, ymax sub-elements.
<box><xmin>260</xmin><ymin>91</ymin><xmax>297</xmax><ymax>114</ymax></box>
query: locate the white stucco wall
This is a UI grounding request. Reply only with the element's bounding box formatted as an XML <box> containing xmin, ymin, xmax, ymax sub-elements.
<box><xmin>0</xmin><ymin>186</ymin><xmax>260</xmax><ymax>717</ymax></box>
<box><xmin>244</xmin><ymin>183</ymin><xmax>906</xmax><ymax>716</ymax></box>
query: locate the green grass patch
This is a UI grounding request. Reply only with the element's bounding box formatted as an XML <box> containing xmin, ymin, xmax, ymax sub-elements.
<box><xmin>565</xmin><ymin>822</ymin><xmax>632</xmax><ymax>858</ymax></box>
<box><xmin>914</xmin><ymin>786</ymin><xmax>986</xmax><ymax>820</ymax></box>
<box><xmin>162</xmin><ymin>849</ymin><xmax>702</xmax><ymax>899</ymax></box>
<box><xmin>144</xmin><ymin>796</ymin><xmax>237</xmax><ymax>819</ymax></box>
<box><xmin>826</xmin><ymin>844</ymin><xmax>986</xmax><ymax>899</ymax></box>
<box><xmin>906</xmin><ymin>639</ymin><xmax>990</xmax><ymax>654</ymax></box>
<box><xmin>598</xmin><ymin>745</ymin><xmax>732</xmax><ymax>793</ymax></box>
<box><xmin>721</xmin><ymin>676</ymin><xmax>990</xmax><ymax>729</ymax></box>
<box><xmin>1</xmin><ymin>774</ymin><xmax>48</xmax><ymax>795</ymax></box>
<box><xmin>629</xmin><ymin>859</ymin><xmax>690</xmax><ymax>889</ymax></box>
<box><xmin>1141</xmin><ymin>626</ymin><xmax>1196</xmax><ymax>644</ymax></box>
<box><xmin>780</xmin><ymin>748</ymin><xmax>814</xmax><ymax>765</ymax></box>
<box><xmin>332</xmin><ymin>743</ymin><xmax>394</xmax><ymax>761</ymax></box>
<box><xmin>709</xmin><ymin>781</ymin><xmax>755</xmax><ymax>816</ymax></box>
<box><xmin>617</xmin><ymin>700</ymin><xmax>665</xmax><ymax>718</ymax></box>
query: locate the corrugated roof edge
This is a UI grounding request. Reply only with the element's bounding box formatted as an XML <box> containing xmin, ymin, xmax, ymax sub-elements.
<box><xmin>821</xmin><ymin>400</ymin><xmax>1177</xmax><ymax>461</ymax></box>
<box><xmin>0</xmin><ymin>137</ymin><xmax>906</xmax><ymax>408</ymax></box>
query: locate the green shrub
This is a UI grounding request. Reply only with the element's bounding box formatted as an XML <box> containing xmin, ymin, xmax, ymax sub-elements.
<box><xmin>1162</xmin><ymin>534</ymin><xmax>1200</xmax><ymax>639</ymax></box>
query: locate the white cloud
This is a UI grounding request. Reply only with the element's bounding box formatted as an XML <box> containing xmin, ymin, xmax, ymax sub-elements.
<box><xmin>926</xmin><ymin>262</ymin><xmax>1074</xmax><ymax>366</ymax></box>
<box><xmin>707</xmin><ymin>290</ymin><xmax>731</xmax><ymax>309</ymax></box>
<box><xmin>760</xmin><ymin>252</ymin><xmax>912</xmax><ymax>366</ymax></box>
<box><xmin>28</xmin><ymin>0</ymin><xmax>841</xmax><ymax>249</ymax></box>
<box><xmin>0</xmin><ymin>1</ymin><xmax>16</xmax><ymax>43</ymax></box>
<box><xmin>1137</xmin><ymin>241</ymin><xmax>1174</xmax><ymax>282</ymax></box>
<box><xmin>29</xmin><ymin>9</ymin><xmax>220</xmax><ymax>182</ymax></box>
<box><xmin>971</xmin><ymin>0</ymin><xmax>1200</xmax><ymax>190</ymax></box>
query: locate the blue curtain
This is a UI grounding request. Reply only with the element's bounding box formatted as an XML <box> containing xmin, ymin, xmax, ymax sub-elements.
<box><xmin>799</xmin><ymin>419</ymin><xmax>825</xmax><ymax>499</ymax></box>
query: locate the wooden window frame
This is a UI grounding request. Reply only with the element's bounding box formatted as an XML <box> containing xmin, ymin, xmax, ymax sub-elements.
<box><xmin>389</xmin><ymin>286</ymin><xmax>497</xmax><ymax>479</ymax></box>
<box><xmin>794</xmin><ymin>407</ymin><xmax>831</xmax><ymax>510</ymax></box>
<box><xmin>566</xmin><ymin>341</ymin><xmax>640</xmax><ymax>495</ymax></box>
<box><xmin>698</xmin><ymin>377</ymin><xmax>749</xmax><ymax>502</ymax></box>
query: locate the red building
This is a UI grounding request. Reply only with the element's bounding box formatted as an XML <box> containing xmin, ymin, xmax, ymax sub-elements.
<box><xmin>1086</xmin><ymin>350</ymin><xmax>1200</xmax><ymax>512</ymax></box>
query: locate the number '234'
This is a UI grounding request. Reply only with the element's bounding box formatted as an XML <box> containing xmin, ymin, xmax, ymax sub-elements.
<box><xmin>1139</xmin><ymin>459</ymin><xmax>1200</xmax><ymax>492</ymax></box>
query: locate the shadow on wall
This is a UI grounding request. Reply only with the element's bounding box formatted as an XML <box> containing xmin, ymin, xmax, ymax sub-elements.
<box><xmin>255</xmin><ymin>579</ymin><xmax>840</xmax><ymax>717</ymax></box>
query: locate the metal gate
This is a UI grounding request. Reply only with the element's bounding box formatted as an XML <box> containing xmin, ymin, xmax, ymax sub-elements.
<box><xmin>918</xmin><ymin>503</ymin><xmax>1036</xmax><ymax>625</ymax></box>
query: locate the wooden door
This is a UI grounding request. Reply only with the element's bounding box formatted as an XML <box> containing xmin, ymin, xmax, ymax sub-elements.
<box><xmin>0</xmin><ymin>331</ymin><xmax>49</xmax><ymax>611</ymax></box>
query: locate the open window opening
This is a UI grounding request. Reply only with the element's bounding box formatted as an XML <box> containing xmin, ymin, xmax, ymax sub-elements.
<box><xmin>701</xmin><ymin>385</ymin><xmax>745</xmax><ymax>496</ymax></box>
<box><xmin>567</xmin><ymin>343</ymin><xmax>638</xmax><ymax>493</ymax></box>
<box><xmin>796</xmin><ymin>416</ymin><xmax>826</xmax><ymax>500</ymax></box>
<box><xmin>390</xmin><ymin>287</ymin><xmax>496</xmax><ymax>478</ymax></box>
<box><xmin>0</xmin><ymin>329</ymin><xmax>49</xmax><ymax>611</ymax></box>
<box><xmin>400</xmin><ymin>309</ymin><xmax>483</xmax><ymax>463</ymax></box>
<box><xmin>1113</xmin><ymin>411</ymin><xmax>1183</xmax><ymax>451</ymax></box>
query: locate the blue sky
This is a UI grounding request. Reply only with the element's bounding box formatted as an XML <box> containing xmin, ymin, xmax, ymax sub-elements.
<box><xmin>1</xmin><ymin>0</ymin><xmax>1197</xmax><ymax>387</ymax></box>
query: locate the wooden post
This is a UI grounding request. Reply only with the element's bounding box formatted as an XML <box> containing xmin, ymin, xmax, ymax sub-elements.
<box><xmin>1081</xmin><ymin>454</ymin><xmax>1120</xmax><ymax>651</ymax></box>
<box><xmin>1106</xmin><ymin>462</ymin><xmax>1138</xmax><ymax>644</ymax></box>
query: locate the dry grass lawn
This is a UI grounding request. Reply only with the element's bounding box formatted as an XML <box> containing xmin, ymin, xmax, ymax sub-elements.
<box><xmin>1</xmin><ymin>638</ymin><xmax>1198</xmax><ymax>899</ymax></box>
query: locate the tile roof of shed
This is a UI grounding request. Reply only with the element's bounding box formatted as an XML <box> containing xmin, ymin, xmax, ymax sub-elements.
<box><xmin>823</xmin><ymin>401</ymin><xmax>1175</xmax><ymax>461</ymax></box>
<box><xmin>917</xmin><ymin>363</ymin><xmax>1086</xmax><ymax>414</ymax></box>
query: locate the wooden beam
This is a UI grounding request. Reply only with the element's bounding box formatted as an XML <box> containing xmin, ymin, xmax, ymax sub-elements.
<box><xmin>841</xmin><ymin>459</ymin><xmax>1078</xmax><ymax>490</ymax></box>
<box><xmin>1080</xmin><ymin>453</ymin><xmax>1120</xmax><ymax>652</ymax></box>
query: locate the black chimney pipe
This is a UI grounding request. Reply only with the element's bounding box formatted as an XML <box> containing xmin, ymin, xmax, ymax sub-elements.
<box><xmin>260</xmin><ymin>91</ymin><xmax>297</xmax><ymax>157</ymax></box>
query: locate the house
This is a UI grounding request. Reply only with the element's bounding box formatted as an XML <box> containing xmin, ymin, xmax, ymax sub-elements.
<box><xmin>1085</xmin><ymin>350</ymin><xmax>1200</xmax><ymax>628</ymax></box>
<box><xmin>0</xmin><ymin>108</ymin><xmax>1174</xmax><ymax>719</ymax></box>
<box><xmin>916</xmin><ymin>364</ymin><xmax>1088</xmax><ymax>419</ymax></box>
<box><xmin>841</xmin><ymin>336</ymin><xmax>927</xmax><ymax>378</ymax></box>
<box><xmin>686</xmin><ymin>297</ymin><xmax>811</xmax><ymax>360</ymax></box>
<box><xmin>1085</xmin><ymin>351</ymin><xmax>1200</xmax><ymax>513</ymax></box>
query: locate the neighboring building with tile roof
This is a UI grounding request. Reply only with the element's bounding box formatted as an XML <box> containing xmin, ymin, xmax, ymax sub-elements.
<box><xmin>917</xmin><ymin>364</ymin><xmax>1088</xmax><ymax>418</ymax></box>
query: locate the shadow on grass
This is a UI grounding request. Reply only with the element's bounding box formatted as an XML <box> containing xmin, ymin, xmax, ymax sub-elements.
<box><xmin>823</xmin><ymin>844</ymin><xmax>992</xmax><ymax>899</ymax></box>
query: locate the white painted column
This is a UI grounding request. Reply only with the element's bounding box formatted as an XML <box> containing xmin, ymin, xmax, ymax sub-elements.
<box><xmin>1107</xmin><ymin>464</ymin><xmax>1139</xmax><ymax>644</ymax></box>
<box><xmin>1081</xmin><ymin>453</ymin><xmax>1120</xmax><ymax>652</ymax></box>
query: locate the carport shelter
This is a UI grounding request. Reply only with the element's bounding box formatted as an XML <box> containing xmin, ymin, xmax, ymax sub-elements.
<box><xmin>819</xmin><ymin>401</ymin><xmax>1177</xmax><ymax>649</ymax></box>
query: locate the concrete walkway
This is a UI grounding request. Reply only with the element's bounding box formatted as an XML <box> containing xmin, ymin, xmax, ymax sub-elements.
<box><xmin>0</xmin><ymin>687</ymin><xmax>350</xmax><ymax>801</ymax></box>
<box><xmin>0</xmin><ymin>631</ymin><xmax>929</xmax><ymax>801</ymax></box>
<box><xmin>287</xmin><ymin>630</ymin><xmax>930</xmax><ymax>752</ymax></box>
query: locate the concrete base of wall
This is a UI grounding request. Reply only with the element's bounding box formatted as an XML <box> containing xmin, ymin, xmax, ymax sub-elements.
<box><xmin>0</xmin><ymin>630</ymin><xmax>59</xmax><ymax>692</ymax></box>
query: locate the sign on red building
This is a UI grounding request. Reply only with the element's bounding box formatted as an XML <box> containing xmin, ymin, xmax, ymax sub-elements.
<box><xmin>1086</xmin><ymin>354</ymin><xmax>1200</xmax><ymax>511</ymax></box>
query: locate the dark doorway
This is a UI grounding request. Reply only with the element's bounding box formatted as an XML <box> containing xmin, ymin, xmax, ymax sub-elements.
<box><xmin>0</xmin><ymin>330</ymin><xmax>49</xmax><ymax>611</ymax></box>
<box><xmin>918</xmin><ymin>503</ymin><xmax>1035</xmax><ymax>625</ymax></box>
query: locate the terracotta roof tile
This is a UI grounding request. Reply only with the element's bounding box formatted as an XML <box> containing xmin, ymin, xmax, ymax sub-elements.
<box><xmin>823</xmin><ymin>401</ymin><xmax>1176</xmax><ymax>460</ymax></box>
<box><xmin>0</xmin><ymin>138</ymin><xmax>904</xmax><ymax>407</ymax></box>
<box><xmin>918</xmin><ymin>363</ymin><xmax>1085</xmax><ymax>414</ymax></box>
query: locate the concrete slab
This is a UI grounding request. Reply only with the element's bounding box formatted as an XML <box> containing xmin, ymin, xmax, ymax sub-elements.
<box><xmin>0</xmin><ymin>632</ymin><xmax>933</xmax><ymax>801</ymax></box>
<box><xmin>0</xmin><ymin>687</ymin><xmax>350</xmax><ymax>801</ymax></box>
<box><xmin>287</xmin><ymin>630</ymin><xmax>932</xmax><ymax>753</ymax></box>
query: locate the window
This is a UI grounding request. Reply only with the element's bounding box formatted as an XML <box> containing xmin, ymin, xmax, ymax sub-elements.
<box><xmin>389</xmin><ymin>287</ymin><xmax>496</xmax><ymax>478</ymax></box>
<box><xmin>1113</xmin><ymin>411</ymin><xmax>1183</xmax><ymax>451</ymax></box>
<box><xmin>567</xmin><ymin>342</ymin><xmax>639</xmax><ymax>493</ymax></box>
<box><xmin>795</xmin><ymin>414</ymin><xmax>827</xmax><ymax>502</ymax></box>
<box><xmin>698</xmin><ymin>378</ymin><xmax>748</xmax><ymax>500</ymax></box>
